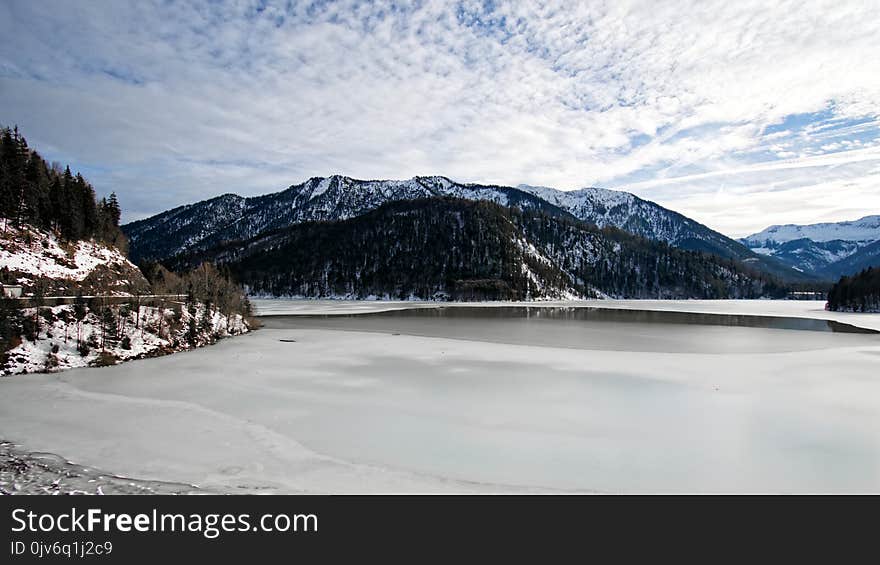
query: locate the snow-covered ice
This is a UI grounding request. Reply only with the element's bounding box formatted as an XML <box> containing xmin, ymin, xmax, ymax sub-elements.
<box><xmin>1</xmin><ymin>299</ymin><xmax>879</xmax><ymax>493</ymax></box>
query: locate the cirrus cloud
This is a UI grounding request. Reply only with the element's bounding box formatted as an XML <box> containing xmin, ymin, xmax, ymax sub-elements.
<box><xmin>0</xmin><ymin>0</ymin><xmax>878</xmax><ymax>236</ymax></box>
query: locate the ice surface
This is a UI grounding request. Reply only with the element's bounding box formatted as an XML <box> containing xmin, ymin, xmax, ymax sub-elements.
<box><xmin>251</xmin><ymin>298</ymin><xmax>880</xmax><ymax>332</ymax></box>
<box><xmin>1</xmin><ymin>300</ymin><xmax>879</xmax><ymax>493</ymax></box>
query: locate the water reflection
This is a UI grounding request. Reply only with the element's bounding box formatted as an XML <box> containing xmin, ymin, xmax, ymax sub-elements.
<box><xmin>261</xmin><ymin>306</ymin><xmax>878</xmax><ymax>354</ymax></box>
<box><xmin>368</xmin><ymin>306</ymin><xmax>878</xmax><ymax>333</ymax></box>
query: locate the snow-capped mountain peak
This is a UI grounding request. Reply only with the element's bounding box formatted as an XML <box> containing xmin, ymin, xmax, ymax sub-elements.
<box><xmin>744</xmin><ymin>215</ymin><xmax>880</xmax><ymax>245</ymax></box>
<box><xmin>518</xmin><ymin>184</ymin><xmax>637</xmax><ymax>215</ymax></box>
<box><xmin>740</xmin><ymin>215</ymin><xmax>880</xmax><ymax>279</ymax></box>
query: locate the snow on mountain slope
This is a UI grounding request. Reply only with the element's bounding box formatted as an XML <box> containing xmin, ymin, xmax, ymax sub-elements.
<box><xmin>516</xmin><ymin>184</ymin><xmax>761</xmax><ymax>264</ymax></box>
<box><xmin>125</xmin><ymin>175</ymin><xmax>770</xmax><ymax>275</ymax></box>
<box><xmin>173</xmin><ymin>198</ymin><xmax>785</xmax><ymax>301</ymax></box>
<box><xmin>0</xmin><ymin>222</ymin><xmax>148</xmax><ymax>294</ymax></box>
<box><xmin>743</xmin><ymin>215</ymin><xmax>880</xmax><ymax>245</ymax></box>
<box><xmin>124</xmin><ymin>193</ymin><xmax>247</xmax><ymax>264</ymax></box>
<box><xmin>123</xmin><ymin>175</ymin><xmax>564</xmax><ymax>263</ymax></box>
<box><xmin>517</xmin><ymin>184</ymin><xmax>634</xmax><ymax>213</ymax></box>
<box><xmin>741</xmin><ymin>215</ymin><xmax>880</xmax><ymax>278</ymax></box>
<box><xmin>822</xmin><ymin>239</ymin><xmax>880</xmax><ymax>278</ymax></box>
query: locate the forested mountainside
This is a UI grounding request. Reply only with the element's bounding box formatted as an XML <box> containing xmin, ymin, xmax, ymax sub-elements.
<box><xmin>123</xmin><ymin>175</ymin><xmax>571</xmax><ymax>263</ymax></box>
<box><xmin>1</xmin><ymin>127</ymin><xmax>253</xmax><ymax>375</ymax></box>
<box><xmin>169</xmin><ymin>198</ymin><xmax>786</xmax><ymax>301</ymax></box>
<box><xmin>821</xmin><ymin>239</ymin><xmax>880</xmax><ymax>279</ymax></box>
<box><xmin>826</xmin><ymin>267</ymin><xmax>880</xmax><ymax>313</ymax></box>
<box><xmin>124</xmin><ymin>174</ymin><xmax>802</xmax><ymax>281</ymax></box>
<box><xmin>742</xmin><ymin>215</ymin><xmax>880</xmax><ymax>279</ymax></box>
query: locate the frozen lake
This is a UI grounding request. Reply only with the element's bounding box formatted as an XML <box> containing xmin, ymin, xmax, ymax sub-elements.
<box><xmin>261</xmin><ymin>306</ymin><xmax>877</xmax><ymax>354</ymax></box>
<box><xmin>2</xmin><ymin>300</ymin><xmax>880</xmax><ymax>493</ymax></box>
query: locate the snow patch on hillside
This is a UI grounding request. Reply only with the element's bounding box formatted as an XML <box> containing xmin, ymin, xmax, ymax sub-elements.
<box><xmin>518</xmin><ymin>184</ymin><xmax>634</xmax><ymax>211</ymax></box>
<box><xmin>310</xmin><ymin>177</ymin><xmax>333</xmax><ymax>199</ymax></box>
<box><xmin>512</xmin><ymin>235</ymin><xmax>586</xmax><ymax>300</ymax></box>
<box><xmin>1</xmin><ymin>223</ymin><xmax>136</xmax><ymax>287</ymax></box>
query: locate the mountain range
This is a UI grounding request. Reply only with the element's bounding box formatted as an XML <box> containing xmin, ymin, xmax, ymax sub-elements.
<box><xmin>123</xmin><ymin>174</ymin><xmax>806</xmax><ymax>282</ymax></box>
<box><xmin>164</xmin><ymin>197</ymin><xmax>785</xmax><ymax>301</ymax></box>
<box><xmin>741</xmin><ymin>215</ymin><xmax>880</xmax><ymax>279</ymax></box>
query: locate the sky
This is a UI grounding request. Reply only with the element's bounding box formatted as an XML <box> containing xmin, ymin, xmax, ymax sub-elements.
<box><xmin>1</xmin><ymin>0</ymin><xmax>879</xmax><ymax>238</ymax></box>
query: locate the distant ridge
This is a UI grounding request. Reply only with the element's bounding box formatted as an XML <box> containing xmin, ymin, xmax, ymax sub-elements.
<box><xmin>742</xmin><ymin>215</ymin><xmax>880</xmax><ymax>279</ymax></box>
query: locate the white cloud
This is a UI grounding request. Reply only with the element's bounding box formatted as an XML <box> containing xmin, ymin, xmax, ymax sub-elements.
<box><xmin>0</xmin><ymin>0</ymin><xmax>878</xmax><ymax>233</ymax></box>
<box><xmin>623</xmin><ymin>146</ymin><xmax>880</xmax><ymax>237</ymax></box>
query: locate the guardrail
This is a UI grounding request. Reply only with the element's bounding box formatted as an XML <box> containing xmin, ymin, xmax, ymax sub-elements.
<box><xmin>8</xmin><ymin>294</ymin><xmax>189</xmax><ymax>308</ymax></box>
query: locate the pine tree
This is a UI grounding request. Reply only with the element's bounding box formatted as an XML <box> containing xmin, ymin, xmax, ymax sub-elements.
<box><xmin>9</xmin><ymin>127</ymin><xmax>29</xmax><ymax>226</ymax></box>
<box><xmin>106</xmin><ymin>192</ymin><xmax>121</xmax><ymax>226</ymax></box>
<box><xmin>23</xmin><ymin>152</ymin><xmax>49</xmax><ymax>228</ymax></box>
<box><xmin>0</xmin><ymin>127</ymin><xmax>23</xmax><ymax>229</ymax></box>
<box><xmin>48</xmin><ymin>176</ymin><xmax>64</xmax><ymax>233</ymax></box>
<box><xmin>77</xmin><ymin>173</ymin><xmax>98</xmax><ymax>236</ymax></box>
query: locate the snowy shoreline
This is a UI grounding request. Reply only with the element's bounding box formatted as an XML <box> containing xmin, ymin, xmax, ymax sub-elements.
<box><xmin>2</xmin><ymin>302</ymin><xmax>249</xmax><ymax>376</ymax></box>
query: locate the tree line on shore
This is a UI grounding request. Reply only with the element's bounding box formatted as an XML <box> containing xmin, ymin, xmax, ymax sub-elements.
<box><xmin>1</xmin><ymin>260</ymin><xmax>255</xmax><ymax>371</ymax></box>
<box><xmin>1</xmin><ymin>287</ymin><xmax>251</xmax><ymax>373</ymax></box>
<box><xmin>826</xmin><ymin>267</ymin><xmax>880</xmax><ymax>312</ymax></box>
<box><xmin>1</xmin><ymin>260</ymin><xmax>254</xmax><ymax>372</ymax></box>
